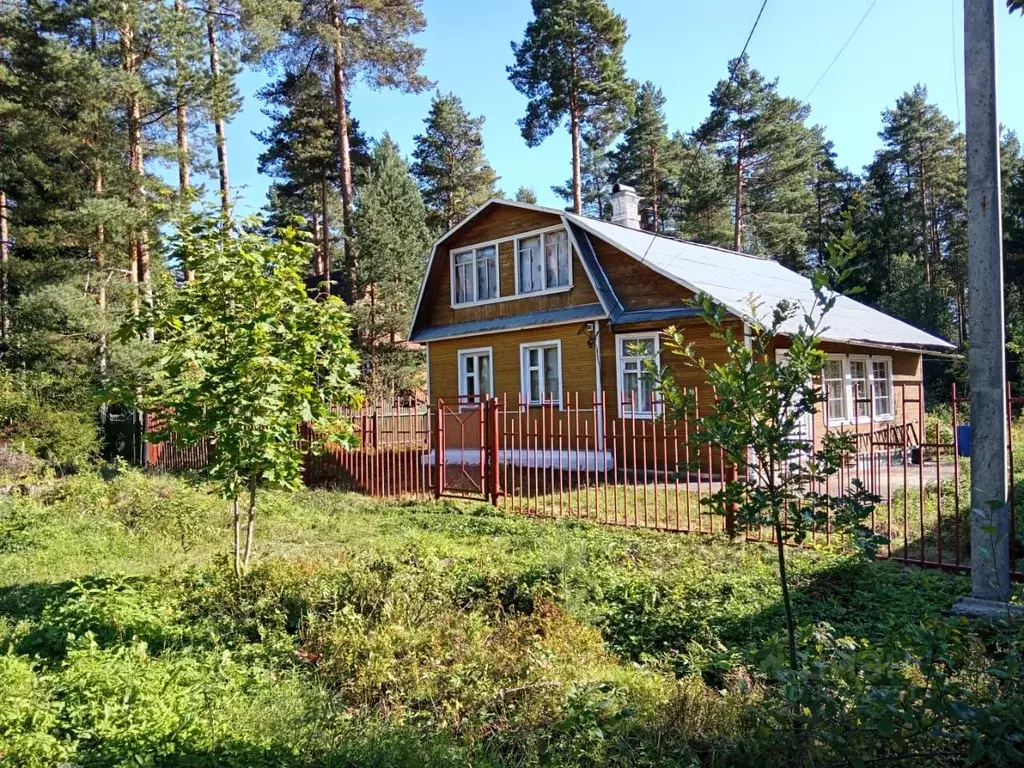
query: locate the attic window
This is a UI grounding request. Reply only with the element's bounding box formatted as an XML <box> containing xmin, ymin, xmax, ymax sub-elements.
<box><xmin>452</xmin><ymin>244</ymin><xmax>498</xmax><ymax>306</ymax></box>
<box><xmin>516</xmin><ymin>228</ymin><xmax>570</xmax><ymax>294</ymax></box>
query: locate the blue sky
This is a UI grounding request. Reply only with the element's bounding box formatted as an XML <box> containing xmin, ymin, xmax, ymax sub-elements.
<box><xmin>217</xmin><ymin>0</ymin><xmax>1024</xmax><ymax>215</ymax></box>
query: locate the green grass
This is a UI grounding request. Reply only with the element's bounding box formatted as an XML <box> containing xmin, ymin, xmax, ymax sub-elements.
<box><xmin>0</xmin><ymin>468</ymin><xmax>1018</xmax><ymax>767</ymax></box>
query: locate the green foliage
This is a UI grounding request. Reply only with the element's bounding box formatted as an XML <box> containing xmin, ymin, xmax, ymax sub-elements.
<box><xmin>653</xmin><ymin>235</ymin><xmax>881</xmax><ymax>670</ymax></box>
<box><xmin>0</xmin><ymin>494</ymin><xmax>46</xmax><ymax>554</ymax></box>
<box><xmin>0</xmin><ymin>370</ymin><xmax>99</xmax><ymax>474</ymax></box>
<box><xmin>696</xmin><ymin>54</ymin><xmax>818</xmax><ymax>264</ymax></box>
<box><xmin>412</xmin><ymin>91</ymin><xmax>500</xmax><ymax>233</ymax></box>
<box><xmin>609</xmin><ymin>80</ymin><xmax>681</xmax><ymax>233</ymax></box>
<box><xmin>508</xmin><ymin>0</ymin><xmax>633</xmax><ymax>212</ymax></box>
<box><xmin>352</xmin><ymin>136</ymin><xmax>432</xmax><ymax>400</ymax></box>
<box><xmin>114</xmin><ymin>214</ymin><xmax>361</xmax><ymax>574</ymax></box>
<box><xmin>6</xmin><ymin>468</ymin><xmax>1016</xmax><ymax>766</ymax></box>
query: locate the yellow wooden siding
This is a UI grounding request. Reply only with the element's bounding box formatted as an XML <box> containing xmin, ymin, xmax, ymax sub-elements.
<box><xmin>427</xmin><ymin>322</ymin><xmax>600</xmax><ymax>406</ymax></box>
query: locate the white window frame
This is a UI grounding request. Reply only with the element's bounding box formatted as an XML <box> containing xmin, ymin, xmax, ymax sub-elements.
<box><xmin>457</xmin><ymin>346</ymin><xmax>493</xmax><ymax>407</ymax></box>
<box><xmin>514</xmin><ymin>226</ymin><xmax>574</xmax><ymax>296</ymax></box>
<box><xmin>519</xmin><ymin>339</ymin><xmax>563</xmax><ymax>408</ymax></box>
<box><xmin>615</xmin><ymin>332</ymin><xmax>661</xmax><ymax>418</ymax></box>
<box><xmin>450</xmin><ymin>241</ymin><xmax>500</xmax><ymax>308</ymax></box>
<box><xmin>822</xmin><ymin>353</ymin><xmax>895</xmax><ymax>426</ymax></box>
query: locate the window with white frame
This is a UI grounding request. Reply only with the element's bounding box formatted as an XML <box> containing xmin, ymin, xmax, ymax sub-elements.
<box><xmin>849</xmin><ymin>358</ymin><xmax>870</xmax><ymax>418</ymax></box>
<box><xmin>821</xmin><ymin>355</ymin><xmax>895</xmax><ymax>424</ymax></box>
<box><xmin>458</xmin><ymin>348</ymin><xmax>492</xmax><ymax>403</ymax></box>
<box><xmin>517</xmin><ymin>228</ymin><xmax>570</xmax><ymax>294</ymax></box>
<box><xmin>520</xmin><ymin>341</ymin><xmax>562</xmax><ymax>406</ymax></box>
<box><xmin>871</xmin><ymin>359</ymin><xmax>894</xmax><ymax>417</ymax></box>
<box><xmin>822</xmin><ymin>358</ymin><xmax>848</xmax><ymax>422</ymax></box>
<box><xmin>616</xmin><ymin>334</ymin><xmax>659</xmax><ymax>416</ymax></box>
<box><xmin>452</xmin><ymin>244</ymin><xmax>498</xmax><ymax>305</ymax></box>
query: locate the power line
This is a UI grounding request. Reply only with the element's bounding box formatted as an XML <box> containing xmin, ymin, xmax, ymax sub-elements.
<box><xmin>648</xmin><ymin>0</ymin><xmax>768</xmax><ymax>260</ymax></box>
<box><xmin>803</xmin><ymin>0</ymin><xmax>878</xmax><ymax>102</ymax></box>
<box><xmin>951</xmin><ymin>0</ymin><xmax>962</xmax><ymax>126</ymax></box>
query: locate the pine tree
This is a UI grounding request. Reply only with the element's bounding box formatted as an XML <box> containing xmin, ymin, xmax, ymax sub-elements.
<box><xmin>514</xmin><ymin>186</ymin><xmax>538</xmax><ymax>204</ymax></box>
<box><xmin>552</xmin><ymin>132</ymin><xmax>613</xmax><ymax>218</ymax></box>
<box><xmin>508</xmin><ymin>0</ymin><xmax>633</xmax><ymax>215</ymax></box>
<box><xmin>696</xmin><ymin>54</ymin><xmax>817</xmax><ymax>263</ymax></box>
<box><xmin>352</xmin><ymin>135</ymin><xmax>431</xmax><ymax>399</ymax></box>
<box><xmin>876</xmin><ymin>85</ymin><xmax>962</xmax><ymax>287</ymax></box>
<box><xmin>805</xmin><ymin>138</ymin><xmax>860</xmax><ymax>265</ymax></box>
<box><xmin>285</xmin><ymin>0</ymin><xmax>431</xmax><ymax>304</ymax></box>
<box><xmin>674</xmin><ymin>134</ymin><xmax>733</xmax><ymax>247</ymax></box>
<box><xmin>411</xmin><ymin>92</ymin><xmax>499</xmax><ymax>233</ymax></box>
<box><xmin>609</xmin><ymin>81</ymin><xmax>680</xmax><ymax>232</ymax></box>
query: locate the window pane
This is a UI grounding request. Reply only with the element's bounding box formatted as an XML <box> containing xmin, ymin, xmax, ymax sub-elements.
<box><xmin>476</xmin><ymin>246</ymin><xmax>497</xmax><ymax>300</ymax></box>
<box><xmin>872</xmin><ymin>360</ymin><xmax>891</xmax><ymax>416</ymax></box>
<box><xmin>478</xmin><ymin>355</ymin><xmax>491</xmax><ymax>396</ymax></box>
<box><xmin>529</xmin><ymin>367</ymin><xmax>540</xmax><ymax>402</ymax></box>
<box><xmin>518</xmin><ymin>236</ymin><xmax>541</xmax><ymax>293</ymax></box>
<box><xmin>544</xmin><ymin>230</ymin><xmax>569</xmax><ymax>288</ymax></box>
<box><xmin>822</xmin><ymin>359</ymin><xmax>847</xmax><ymax>421</ymax></box>
<box><xmin>543</xmin><ymin>347</ymin><xmax>559</xmax><ymax>399</ymax></box>
<box><xmin>454</xmin><ymin>257</ymin><xmax>473</xmax><ymax>304</ymax></box>
<box><xmin>850</xmin><ymin>360</ymin><xmax>869</xmax><ymax>418</ymax></box>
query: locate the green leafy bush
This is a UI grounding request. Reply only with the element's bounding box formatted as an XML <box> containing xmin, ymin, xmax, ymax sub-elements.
<box><xmin>0</xmin><ymin>370</ymin><xmax>99</xmax><ymax>474</ymax></box>
<box><xmin>0</xmin><ymin>494</ymin><xmax>46</xmax><ymax>554</ymax></box>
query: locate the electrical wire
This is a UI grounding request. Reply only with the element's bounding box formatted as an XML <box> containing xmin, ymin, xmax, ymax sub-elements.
<box><xmin>643</xmin><ymin>0</ymin><xmax>768</xmax><ymax>262</ymax></box>
<box><xmin>951</xmin><ymin>0</ymin><xmax>962</xmax><ymax>126</ymax></box>
<box><xmin>803</xmin><ymin>0</ymin><xmax>878</xmax><ymax>102</ymax></box>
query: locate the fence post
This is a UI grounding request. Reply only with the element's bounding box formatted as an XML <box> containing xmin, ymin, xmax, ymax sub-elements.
<box><xmin>433</xmin><ymin>399</ymin><xmax>444</xmax><ymax>499</ymax></box>
<box><xmin>724</xmin><ymin>461</ymin><xmax>740</xmax><ymax>540</ymax></box>
<box><xmin>487</xmin><ymin>397</ymin><xmax>501</xmax><ymax>506</ymax></box>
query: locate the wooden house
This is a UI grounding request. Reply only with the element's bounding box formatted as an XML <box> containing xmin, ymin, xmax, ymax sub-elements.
<box><xmin>408</xmin><ymin>186</ymin><xmax>954</xmax><ymax>470</ymax></box>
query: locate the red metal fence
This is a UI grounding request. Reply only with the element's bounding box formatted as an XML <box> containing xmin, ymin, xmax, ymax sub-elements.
<box><xmin>144</xmin><ymin>384</ymin><xmax>1023</xmax><ymax>580</ymax></box>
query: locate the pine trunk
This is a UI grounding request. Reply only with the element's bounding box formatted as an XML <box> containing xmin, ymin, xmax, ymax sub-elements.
<box><xmin>312</xmin><ymin>207</ymin><xmax>322</xmax><ymax>276</ymax></box>
<box><xmin>95</xmin><ymin>172</ymin><xmax>107</xmax><ymax>380</ymax></box>
<box><xmin>918</xmin><ymin>155</ymin><xmax>931</xmax><ymax>285</ymax></box>
<box><xmin>570</xmin><ymin>109</ymin><xmax>582</xmax><ymax>215</ymax></box>
<box><xmin>175</xmin><ymin>0</ymin><xmax>194</xmax><ymax>281</ymax></box>
<box><xmin>651</xmin><ymin>146</ymin><xmax>660</xmax><ymax>234</ymax></box>
<box><xmin>330</xmin><ymin>0</ymin><xmax>356</xmax><ymax>304</ymax></box>
<box><xmin>320</xmin><ymin>171</ymin><xmax>332</xmax><ymax>297</ymax></box>
<box><xmin>733</xmin><ymin>132</ymin><xmax>744</xmax><ymax>252</ymax></box>
<box><xmin>207</xmin><ymin>0</ymin><xmax>230</xmax><ymax>214</ymax></box>
<box><xmin>120</xmin><ymin>14</ymin><xmax>144</xmax><ymax>318</ymax></box>
<box><xmin>0</xmin><ymin>188</ymin><xmax>8</xmax><ymax>349</ymax></box>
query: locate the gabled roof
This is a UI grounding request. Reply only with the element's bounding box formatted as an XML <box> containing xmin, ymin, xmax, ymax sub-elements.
<box><xmin>410</xmin><ymin>198</ymin><xmax>955</xmax><ymax>353</ymax></box>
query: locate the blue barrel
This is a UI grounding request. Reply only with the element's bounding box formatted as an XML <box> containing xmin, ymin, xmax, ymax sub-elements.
<box><xmin>956</xmin><ymin>424</ymin><xmax>971</xmax><ymax>457</ymax></box>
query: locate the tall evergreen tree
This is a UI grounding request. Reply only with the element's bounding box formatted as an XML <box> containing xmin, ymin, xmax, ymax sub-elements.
<box><xmin>514</xmin><ymin>186</ymin><xmax>538</xmax><ymax>204</ymax></box>
<box><xmin>695</xmin><ymin>54</ymin><xmax>817</xmax><ymax>265</ymax></box>
<box><xmin>352</xmin><ymin>135</ymin><xmax>431</xmax><ymax>399</ymax></box>
<box><xmin>609</xmin><ymin>81</ymin><xmax>679</xmax><ymax>232</ymax></box>
<box><xmin>552</xmin><ymin>131</ymin><xmax>613</xmax><ymax>219</ymax></box>
<box><xmin>508</xmin><ymin>0</ymin><xmax>633</xmax><ymax>215</ymax></box>
<box><xmin>805</xmin><ymin>138</ymin><xmax>860</xmax><ymax>265</ymax></box>
<box><xmin>284</xmin><ymin>0</ymin><xmax>431</xmax><ymax>304</ymax></box>
<box><xmin>411</xmin><ymin>91</ymin><xmax>499</xmax><ymax>233</ymax></box>
<box><xmin>674</xmin><ymin>134</ymin><xmax>734</xmax><ymax>247</ymax></box>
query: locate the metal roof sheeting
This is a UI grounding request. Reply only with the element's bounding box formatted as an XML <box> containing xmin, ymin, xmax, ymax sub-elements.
<box><xmin>565</xmin><ymin>214</ymin><xmax>956</xmax><ymax>351</ymax></box>
<box><xmin>409</xmin><ymin>303</ymin><xmax>605</xmax><ymax>343</ymax></box>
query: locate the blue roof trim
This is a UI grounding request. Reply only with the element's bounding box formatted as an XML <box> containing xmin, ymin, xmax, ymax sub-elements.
<box><xmin>411</xmin><ymin>303</ymin><xmax>606</xmax><ymax>343</ymax></box>
<box><xmin>565</xmin><ymin>221</ymin><xmax>624</xmax><ymax>320</ymax></box>
<box><xmin>611</xmin><ymin>306</ymin><xmax>703</xmax><ymax>325</ymax></box>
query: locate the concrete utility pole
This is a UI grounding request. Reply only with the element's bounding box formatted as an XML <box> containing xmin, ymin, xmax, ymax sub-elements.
<box><xmin>955</xmin><ymin>0</ymin><xmax>1020</xmax><ymax>616</ymax></box>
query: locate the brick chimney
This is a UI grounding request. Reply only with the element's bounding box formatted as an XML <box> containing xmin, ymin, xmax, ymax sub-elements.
<box><xmin>610</xmin><ymin>182</ymin><xmax>641</xmax><ymax>229</ymax></box>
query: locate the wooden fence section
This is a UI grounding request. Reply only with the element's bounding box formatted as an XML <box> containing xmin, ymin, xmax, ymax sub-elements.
<box><xmin>141</xmin><ymin>383</ymin><xmax>1022</xmax><ymax>581</ymax></box>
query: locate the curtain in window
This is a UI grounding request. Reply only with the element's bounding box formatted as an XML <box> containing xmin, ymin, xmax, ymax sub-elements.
<box><xmin>822</xmin><ymin>359</ymin><xmax>847</xmax><ymax>421</ymax></box>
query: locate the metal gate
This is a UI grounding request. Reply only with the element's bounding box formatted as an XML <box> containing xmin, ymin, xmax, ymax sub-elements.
<box><xmin>101</xmin><ymin>406</ymin><xmax>145</xmax><ymax>465</ymax></box>
<box><xmin>435</xmin><ymin>397</ymin><xmax>500</xmax><ymax>502</ymax></box>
